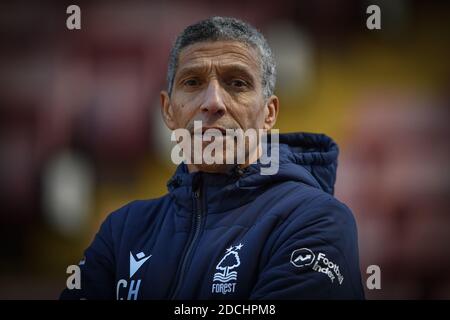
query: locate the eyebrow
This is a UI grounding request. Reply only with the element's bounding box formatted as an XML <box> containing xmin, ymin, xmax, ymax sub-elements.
<box><xmin>176</xmin><ymin>63</ymin><xmax>257</xmax><ymax>82</ymax></box>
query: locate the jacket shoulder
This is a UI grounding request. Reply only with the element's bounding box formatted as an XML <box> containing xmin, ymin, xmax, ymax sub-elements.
<box><xmin>276</xmin><ymin>181</ymin><xmax>356</xmax><ymax>228</ymax></box>
<box><xmin>103</xmin><ymin>195</ymin><xmax>172</xmax><ymax>239</ymax></box>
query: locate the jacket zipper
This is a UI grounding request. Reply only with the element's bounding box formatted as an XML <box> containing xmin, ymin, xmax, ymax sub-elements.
<box><xmin>170</xmin><ymin>184</ymin><xmax>203</xmax><ymax>299</ymax></box>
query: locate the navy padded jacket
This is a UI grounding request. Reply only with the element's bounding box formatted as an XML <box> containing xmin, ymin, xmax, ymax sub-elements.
<box><xmin>60</xmin><ymin>132</ymin><xmax>365</xmax><ymax>300</ymax></box>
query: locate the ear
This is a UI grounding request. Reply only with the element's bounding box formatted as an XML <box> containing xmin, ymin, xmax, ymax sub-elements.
<box><xmin>160</xmin><ymin>91</ymin><xmax>177</xmax><ymax>130</ymax></box>
<box><xmin>263</xmin><ymin>95</ymin><xmax>279</xmax><ymax>130</ymax></box>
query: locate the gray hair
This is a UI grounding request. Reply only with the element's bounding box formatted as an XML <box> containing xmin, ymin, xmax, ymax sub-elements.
<box><xmin>166</xmin><ymin>16</ymin><xmax>276</xmax><ymax>100</ymax></box>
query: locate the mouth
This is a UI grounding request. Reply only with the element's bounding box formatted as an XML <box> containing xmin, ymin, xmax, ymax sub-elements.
<box><xmin>190</xmin><ymin>126</ymin><xmax>229</xmax><ymax>136</ymax></box>
<box><xmin>201</xmin><ymin>126</ymin><xmax>227</xmax><ymax>135</ymax></box>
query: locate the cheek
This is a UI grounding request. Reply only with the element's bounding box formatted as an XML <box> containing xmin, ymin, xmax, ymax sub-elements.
<box><xmin>172</xmin><ymin>101</ymin><xmax>199</xmax><ymax>128</ymax></box>
<box><xmin>229</xmin><ymin>96</ymin><xmax>256</xmax><ymax>122</ymax></box>
<box><xmin>169</xmin><ymin>101</ymin><xmax>185</xmax><ymax>126</ymax></box>
<box><xmin>242</xmin><ymin>101</ymin><xmax>266</xmax><ymax>128</ymax></box>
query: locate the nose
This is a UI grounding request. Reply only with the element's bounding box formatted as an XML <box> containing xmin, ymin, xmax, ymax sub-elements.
<box><xmin>200</xmin><ymin>79</ymin><xmax>226</xmax><ymax>117</ymax></box>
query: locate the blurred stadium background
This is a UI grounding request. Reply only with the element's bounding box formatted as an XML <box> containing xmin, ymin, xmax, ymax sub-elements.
<box><xmin>0</xmin><ymin>0</ymin><xmax>449</xmax><ymax>299</ymax></box>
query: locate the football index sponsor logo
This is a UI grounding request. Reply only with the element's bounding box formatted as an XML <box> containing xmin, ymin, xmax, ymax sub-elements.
<box><xmin>290</xmin><ymin>248</ymin><xmax>315</xmax><ymax>268</ymax></box>
<box><xmin>290</xmin><ymin>248</ymin><xmax>344</xmax><ymax>285</ymax></box>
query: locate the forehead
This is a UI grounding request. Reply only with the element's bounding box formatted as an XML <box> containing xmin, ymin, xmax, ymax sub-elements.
<box><xmin>176</xmin><ymin>40</ymin><xmax>261</xmax><ymax>74</ymax></box>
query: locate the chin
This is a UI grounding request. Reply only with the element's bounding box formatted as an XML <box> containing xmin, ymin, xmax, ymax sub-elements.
<box><xmin>193</xmin><ymin>163</ymin><xmax>234</xmax><ymax>174</ymax></box>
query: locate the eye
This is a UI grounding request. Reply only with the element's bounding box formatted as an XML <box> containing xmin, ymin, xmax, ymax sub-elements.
<box><xmin>183</xmin><ymin>78</ymin><xmax>200</xmax><ymax>87</ymax></box>
<box><xmin>229</xmin><ymin>79</ymin><xmax>248</xmax><ymax>88</ymax></box>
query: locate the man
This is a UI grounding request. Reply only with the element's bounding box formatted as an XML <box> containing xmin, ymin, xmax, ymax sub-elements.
<box><xmin>61</xmin><ymin>16</ymin><xmax>365</xmax><ymax>300</ymax></box>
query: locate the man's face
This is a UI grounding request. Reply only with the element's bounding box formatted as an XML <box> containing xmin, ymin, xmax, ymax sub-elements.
<box><xmin>161</xmin><ymin>40</ymin><xmax>278</xmax><ymax>173</ymax></box>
